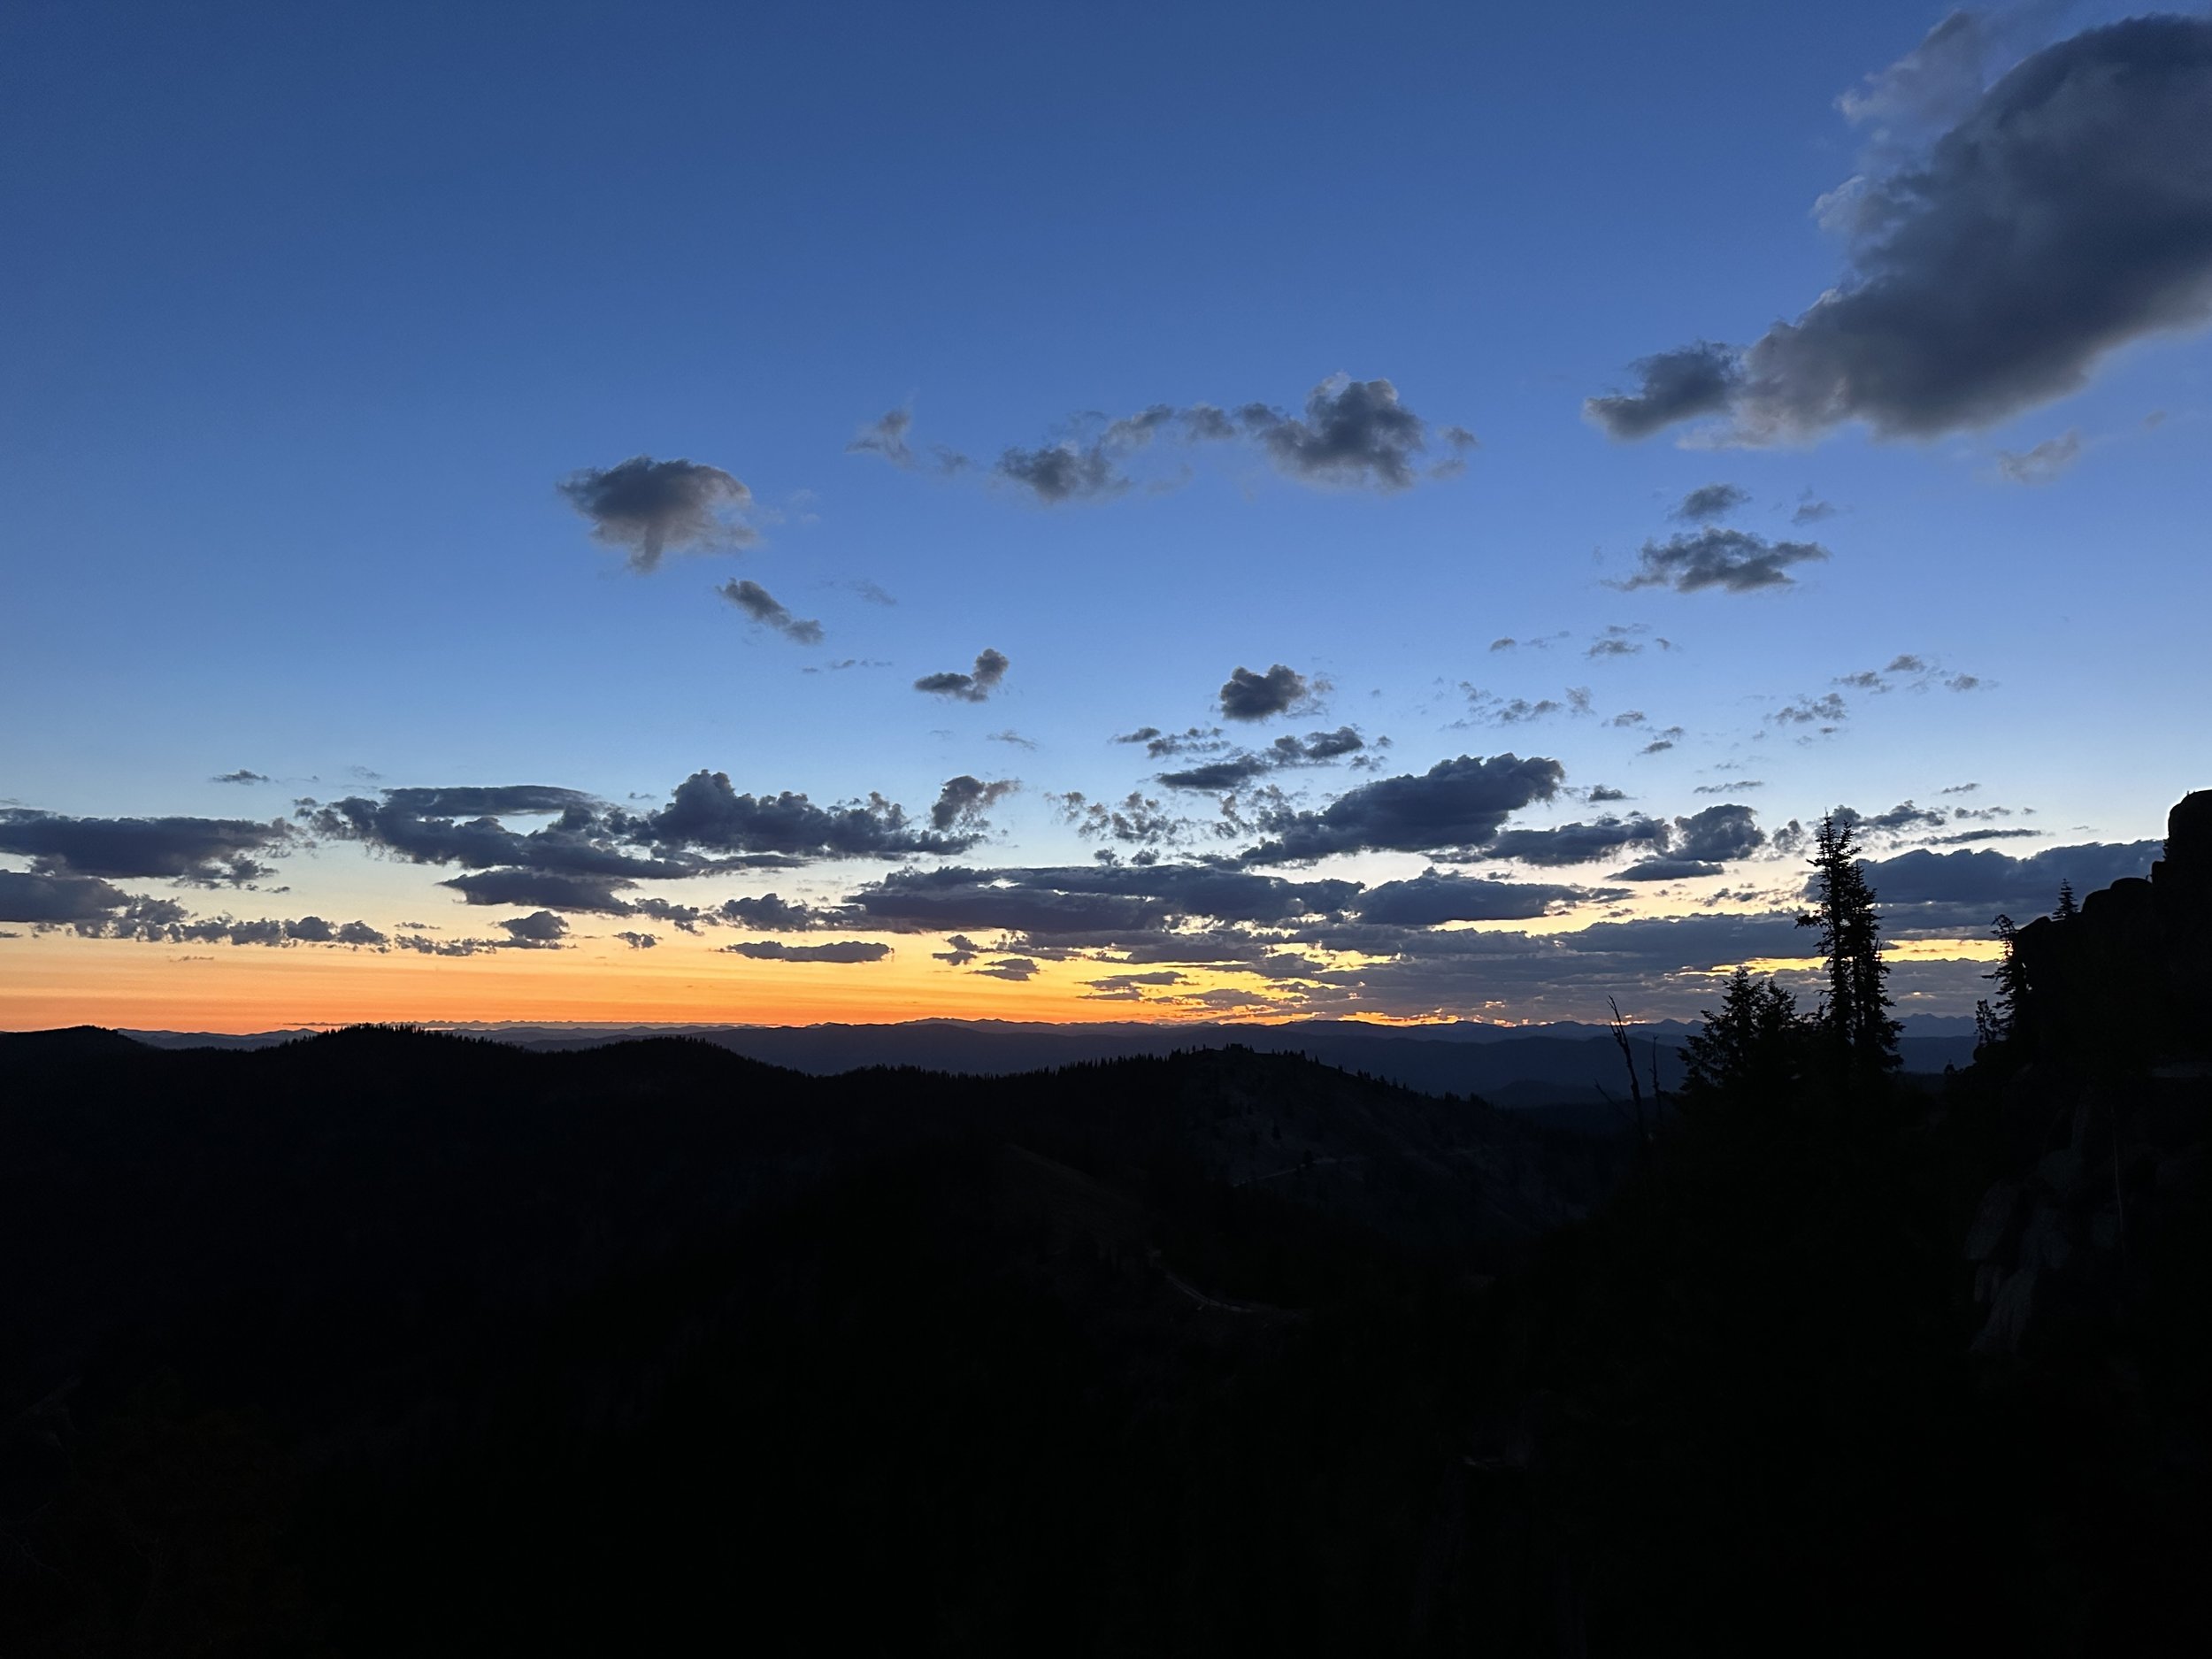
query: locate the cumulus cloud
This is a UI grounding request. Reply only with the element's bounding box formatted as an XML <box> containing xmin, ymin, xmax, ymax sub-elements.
<box><xmin>1219</xmin><ymin>664</ymin><xmax>1313</xmax><ymax>722</ymax></box>
<box><xmin>1591</xmin><ymin>18</ymin><xmax>2212</xmax><ymax>444</ymax></box>
<box><xmin>1615</xmin><ymin>527</ymin><xmax>1829</xmax><ymax>594</ymax></box>
<box><xmin>1792</xmin><ymin>495</ymin><xmax>1839</xmax><ymax>525</ymax></box>
<box><xmin>717</xmin><ymin>579</ymin><xmax>823</xmax><ymax>644</ymax></box>
<box><xmin>930</xmin><ymin>775</ymin><xmax>1018</xmax><ymax>833</ymax></box>
<box><xmin>1672</xmin><ymin>482</ymin><xmax>1751</xmax><ymax>523</ymax></box>
<box><xmin>915</xmin><ymin>648</ymin><xmax>1010</xmax><ymax>703</ymax></box>
<box><xmin>1240</xmin><ymin>375</ymin><xmax>1434</xmax><ymax>490</ymax></box>
<box><xmin>0</xmin><ymin>809</ymin><xmax>292</xmax><ymax>886</ymax></box>
<box><xmin>1241</xmin><ymin>752</ymin><xmax>1565</xmax><ymax>865</ymax></box>
<box><xmin>628</xmin><ymin>769</ymin><xmax>983</xmax><ymax>860</ymax></box>
<box><xmin>1585</xmin><ymin>343</ymin><xmax>1743</xmax><ymax>440</ymax></box>
<box><xmin>1487</xmin><ymin>815</ymin><xmax>1671</xmax><ymax>868</ymax></box>
<box><xmin>497</xmin><ymin>910</ymin><xmax>571</xmax><ymax>947</ymax></box>
<box><xmin>1994</xmin><ymin>429</ymin><xmax>2081</xmax><ymax>484</ymax></box>
<box><xmin>1771</xmin><ymin>692</ymin><xmax>1849</xmax><ymax>726</ymax></box>
<box><xmin>558</xmin><ymin>456</ymin><xmax>755</xmax><ymax>572</ymax></box>
<box><xmin>615</xmin><ymin>931</ymin><xmax>658</xmax><ymax>949</ymax></box>
<box><xmin>1855</xmin><ymin>838</ymin><xmax>2158</xmax><ymax>923</ymax></box>
<box><xmin>212</xmin><ymin>770</ymin><xmax>269</xmax><ymax>785</ymax></box>
<box><xmin>723</xmin><ymin>939</ymin><xmax>893</xmax><ymax>964</ymax></box>
<box><xmin>442</xmin><ymin>870</ymin><xmax>640</xmax><ymax>913</ymax></box>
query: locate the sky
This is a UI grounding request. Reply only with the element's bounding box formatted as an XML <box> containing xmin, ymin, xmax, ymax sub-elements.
<box><xmin>3</xmin><ymin>0</ymin><xmax>2207</xmax><ymax>1032</ymax></box>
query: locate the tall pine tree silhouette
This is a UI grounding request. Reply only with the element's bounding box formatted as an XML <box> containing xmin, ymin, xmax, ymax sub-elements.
<box><xmin>1797</xmin><ymin>814</ymin><xmax>1900</xmax><ymax>1071</ymax></box>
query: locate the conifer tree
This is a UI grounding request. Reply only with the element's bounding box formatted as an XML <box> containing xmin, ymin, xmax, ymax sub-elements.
<box><xmin>1797</xmin><ymin>813</ymin><xmax>1900</xmax><ymax>1071</ymax></box>
<box><xmin>1683</xmin><ymin>967</ymin><xmax>1802</xmax><ymax>1107</ymax></box>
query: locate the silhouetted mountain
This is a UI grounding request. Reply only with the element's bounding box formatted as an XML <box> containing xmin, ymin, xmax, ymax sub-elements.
<box><xmin>4</xmin><ymin>798</ymin><xmax>2203</xmax><ymax>1655</ymax></box>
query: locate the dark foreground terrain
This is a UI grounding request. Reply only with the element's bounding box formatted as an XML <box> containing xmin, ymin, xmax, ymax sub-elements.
<box><xmin>3</xmin><ymin>796</ymin><xmax>2208</xmax><ymax>1655</ymax></box>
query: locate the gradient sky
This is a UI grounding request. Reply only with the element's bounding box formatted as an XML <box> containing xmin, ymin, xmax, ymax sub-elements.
<box><xmin>3</xmin><ymin>0</ymin><xmax>2206</xmax><ymax>1032</ymax></box>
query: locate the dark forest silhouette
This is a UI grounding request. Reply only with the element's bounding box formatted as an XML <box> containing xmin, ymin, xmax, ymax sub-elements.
<box><xmin>3</xmin><ymin>793</ymin><xmax>2206</xmax><ymax>1655</ymax></box>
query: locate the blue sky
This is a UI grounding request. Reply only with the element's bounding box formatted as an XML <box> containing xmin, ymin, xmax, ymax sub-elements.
<box><xmin>2</xmin><ymin>1</ymin><xmax>2206</xmax><ymax>1029</ymax></box>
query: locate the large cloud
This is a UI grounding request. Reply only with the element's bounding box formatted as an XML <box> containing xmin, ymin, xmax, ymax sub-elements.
<box><xmin>558</xmin><ymin>456</ymin><xmax>756</xmax><ymax>571</ymax></box>
<box><xmin>1856</xmin><ymin>839</ymin><xmax>2159</xmax><ymax>922</ymax></box>
<box><xmin>1352</xmin><ymin>872</ymin><xmax>1593</xmax><ymax>926</ymax></box>
<box><xmin>1486</xmin><ymin>814</ymin><xmax>1671</xmax><ymax>868</ymax></box>
<box><xmin>1241</xmin><ymin>753</ymin><xmax>1565</xmax><ymax>865</ymax></box>
<box><xmin>1589</xmin><ymin>17</ymin><xmax>2212</xmax><ymax>443</ymax></box>
<box><xmin>1157</xmin><ymin>726</ymin><xmax>1363</xmax><ymax>792</ymax></box>
<box><xmin>0</xmin><ymin>809</ymin><xmax>292</xmax><ymax>886</ymax></box>
<box><xmin>723</xmin><ymin>939</ymin><xmax>893</xmax><ymax>964</ymax></box>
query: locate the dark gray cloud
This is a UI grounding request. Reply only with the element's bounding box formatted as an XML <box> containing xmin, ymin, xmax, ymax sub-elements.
<box><xmin>1930</xmin><ymin>827</ymin><xmax>2044</xmax><ymax>845</ymax></box>
<box><xmin>930</xmin><ymin>774</ymin><xmax>1018</xmax><ymax>833</ymax></box>
<box><xmin>1111</xmin><ymin>726</ymin><xmax>1162</xmax><ymax>745</ymax></box>
<box><xmin>1157</xmin><ymin>726</ymin><xmax>1365</xmax><ymax>792</ymax></box>
<box><xmin>1584</xmin><ymin>343</ymin><xmax>1743</xmax><ymax>439</ymax></box>
<box><xmin>846</xmin><ymin>408</ymin><xmax>914</xmax><ymax>468</ymax></box>
<box><xmin>723</xmin><ymin>939</ymin><xmax>893</xmax><ymax>964</ymax></box>
<box><xmin>615</xmin><ymin>931</ymin><xmax>658</xmax><ymax>949</ymax></box>
<box><xmin>1834</xmin><ymin>799</ymin><xmax>1947</xmax><ymax>838</ymax></box>
<box><xmin>847</xmin><ymin>862</ymin><xmax>1359</xmax><ymax>937</ymax></box>
<box><xmin>629</xmin><ymin>769</ymin><xmax>981</xmax><ymax>859</ymax></box>
<box><xmin>212</xmin><ymin>769</ymin><xmax>269</xmax><ymax>785</ymax></box>
<box><xmin>1772</xmin><ymin>692</ymin><xmax>1850</xmax><ymax>727</ymax></box>
<box><xmin>1672</xmin><ymin>802</ymin><xmax>1765</xmax><ymax>862</ymax></box>
<box><xmin>1055</xmin><ymin>790</ymin><xmax>1187</xmax><ymax>847</ymax></box>
<box><xmin>0</xmin><ymin>809</ymin><xmax>292</xmax><ymax>886</ymax></box>
<box><xmin>915</xmin><ymin>648</ymin><xmax>1010</xmax><ymax>703</ymax></box>
<box><xmin>713</xmin><ymin>893</ymin><xmax>856</xmax><ymax>932</ymax></box>
<box><xmin>1615</xmin><ymin>527</ymin><xmax>1829</xmax><ymax>594</ymax></box>
<box><xmin>1241</xmin><ymin>752</ymin><xmax>1565</xmax><ymax>865</ymax></box>
<box><xmin>558</xmin><ymin>456</ymin><xmax>755</xmax><ymax>572</ymax></box>
<box><xmin>996</xmin><ymin>441</ymin><xmax>1126</xmax><ymax>503</ymax></box>
<box><xmin>1594</xmin><ymin>18</ymin><xmax>2212</xmax><ymax>443</ymax></box>
<box><xmin>1995</xmin><ymin>429</ymin><xmax>2081</xmax><ymax>484</ymax></box>
<box><xmin>1353</xmin><ymin>872</ymin><xmax>1591</xmax><ymax>926</ymax></box>
<box><xmin>441</xmin><ymin>870</ymin><xmax>640</xmax><ymax>913</ymax></box>
<box><xmin>497</xmin><ymin>910</ymin><xmax>571</xmax><ymax>947</ymax></box>
<box><xmin>1219</xmin><ymin>663</ymin><xmax>1312</xmax><ymax>721</ymax></box>
<box><xmin>1672</xmin><ymin>482</ymin><xmax>1751</xmax><ymax>523</ymax></box>
<box><xmin>717</xmin><ymin>579</ymin><xmax>823</xmax><ymax>644</ymax></box>
<box><xmin>1487</xmin><ymin>814</ymin><xmax>1671</xmax><ymax>867</ymax></box>
<box><xmin>1240</xmin><ymin>376</ymin><xmax>1435</xmax><ymax>490</ymax></box>
<box><xmin>0</xmin><ymin>870</ymin><xmax>150</xmax><ymax>925</ymax></box>
<box><xmin>1855</xmin><ymin>839</ymin><xmax>2158</xmax><ymax>919</ymax></box>
<box><xmin>1613</xmin><ymin>858</ymin><xmax>1726</xmax><ymax>882</ymax></box>
<box><xmin>168</xmin><ymin>914</ymin><xmax>390</xmax><ymax>949</ymax></box>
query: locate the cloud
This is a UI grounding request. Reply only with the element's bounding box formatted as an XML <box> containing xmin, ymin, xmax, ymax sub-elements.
<box><xmin>1792</xmin><ymin>495</ymin><xmax>1838</xmax><ymax>525</ymax></box>
<box><xmin>1055</xmin><ymin>790</ymin><xmax>1187</xmax><ymax>847</ymax></box>
<box><xmin>496</xmin><ymin>910</ymin><xmax>571</xmax><ymax>946</ymax></box>
<box><xmin>0</xmin><ymin>809</ymin><xmax>292</xmax><ymax>886</ymax></box>
<box><xmin>717</xmin><ymin>579</ymin><xmax>823</xmax><ymax>644</ymax></box>
<box><xmin>1353</xmin><ymin>872</ymin><xmax>1591</xmax><ymax>926</ymax></box>
<box><xmin>996</xmin><ymin>440</ymin><xmax>1127</xmax><ymax>503</ymax></box>
<box><xmin>1594</xmin><ymin>18</ymin><xmax>2212</xmax><ymax>443</ymax></box>
<box><xmin>723</xmin><ymin>939</ymin><xmax>893</xmax><ymax>964</ymax></box>
<box><xmin>558</xmin><ymin>456</ymin><xmax>755</xmax><ymax>572</ymax></box>
<box><xmin>930</xmin><ymin>775</ymin><xmax>1018</xmax><ymax>833</ymax></box>
<box><xmin>1487</xmin><ymin>814</ymin><xmax>1671</xmax><ymax>867</ymax></box>
<box><xmin>915</xmin><ymin>648</ymin><xmax>1010</xmax><ymax>703</ymax></box>
<box><xmin>1771</xmin><ymin>692</ymin><xmax>1849</xmax><ymax>726</ymax></box>
<box><xmin>1219</xmin><ymin>663</ymin><xmax>1313</xmax><ymax>721</ymax></box>
<box><xmin>1855</xmin><ymin>838</ymin><xmax>2158</xmax><ymax>920</ymax></box>
<box><xmin>614</xmin><ymin>931</ymin><xmax>658</xmax><ymax>949</ymax></box>
<box><xmin>1241</xmin><ymin>752</ymin><xmax>1564</xmax><ymax>865</ymax></box>
<box><xmin>629</xmin><ymin>769</ymin><xmax>984</xmax><ymax>859</ymax></box>
<box><xmin>1615</xmin><ymin>527</ymin><xmax>1829</xmax><ymax>594</ymax></box>
<box><xmin>442</xmin><ymin>870</ymin><xmax>640</xmax><ymax>913</ymax></box>
<box><xmin>0</xmin><ymin>870</ymin><xmax>154</xmax><ymax>925</ymax></box>
<box><xmin>212</xmin><ymin>769</ymin><xmax>269</xmax><ymax>785</ymax></box>
<box><xmin>1157</xmin><ymin>726</ymin><xmax>1365</xmax><ymax>792</ymax></box>
<box><xmin>1613</xmin><ymin>858</ymin><xmax>1726</xmax><ymax>882</ymax></box>
<box><xmin>1671</xmin><ymin>482</ymin><xmax>1751</xmax><ymax>523</ymax></box>
<box><xmin>1994</xmin><ymin>429</ymin><xmax>2081</xmax><ymax>484</ymax></box>
<box><xmin>847</xmin><ymin>862</ymin><xmax>1359</xmax><ymax>935</ymax></box>
<box><xmin>987</xmin><ymin>729</ymin><xmax>1036</xmax><ymax>749</ymax></box>
<box><xmin>847</xmin><ymin>408</ymin><xmax>915</xmax><ymax>468</ymax></box>
<box><xmin>1240</xmin><ymin>375</ymin><xmax>1436</xmax><ymax>490</ymax></box>
<box><xmin>1671</xmin><ymin>802</ymin><xmax>1765</xmax><ymax>862</ymax></box>
<box><xmin>1585</xmin><ymin>343</ymin><xmax>1743</xmax><ymax>439</ymax></box>
<box><xmin>712</xmin><ymin>893</ymin><xmax>856</xmax><ymax>932</ymax></box>
<box><xmin>1111</xmin><ymin>726</ymin><xmax>1162</xmax><ymax>746</ymax></box>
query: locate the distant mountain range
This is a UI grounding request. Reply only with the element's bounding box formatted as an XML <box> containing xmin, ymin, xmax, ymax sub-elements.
<box><xmin>110</xmin><ymin>1015</ymin><xmax>1984</xmax><ymax>1125</ymax></box>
